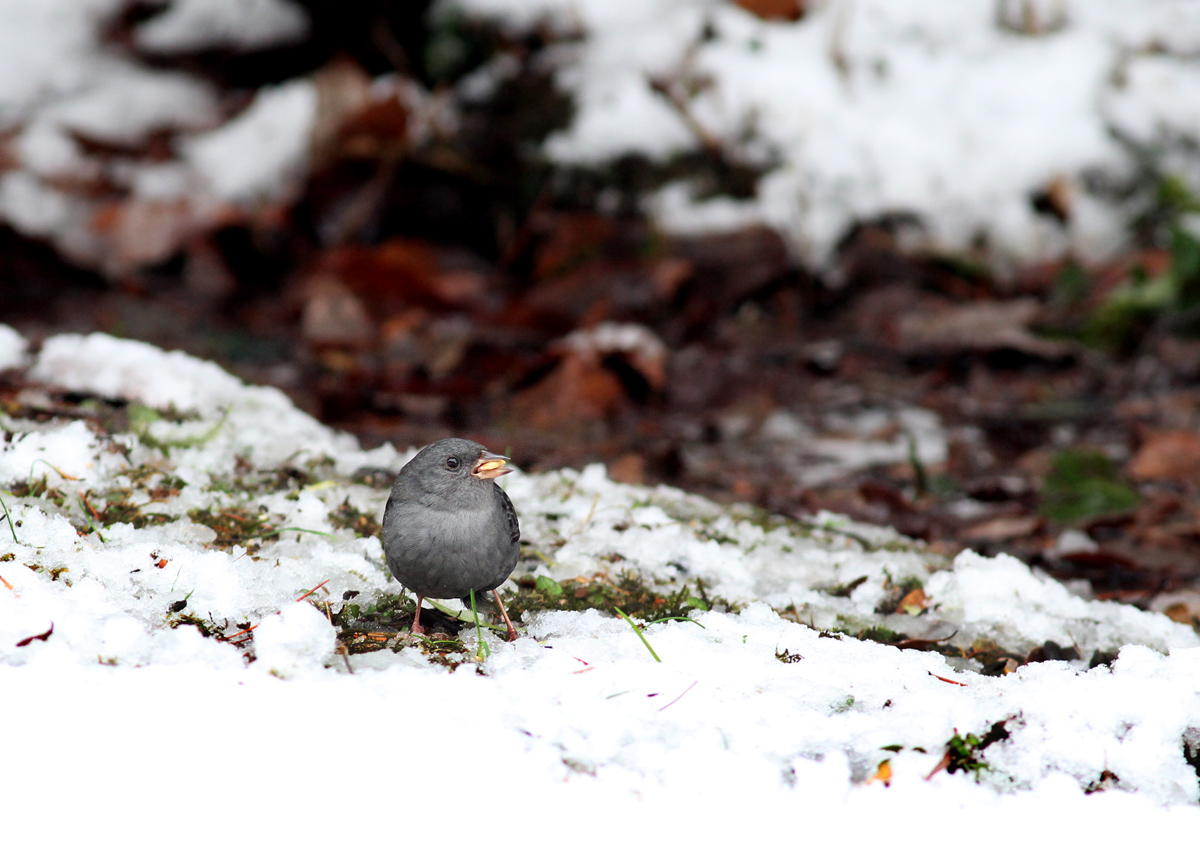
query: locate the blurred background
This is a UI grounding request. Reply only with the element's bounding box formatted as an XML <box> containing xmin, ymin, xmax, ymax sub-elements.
<box><xmin>2</xmin><ymin>0</ymin><xmax>1200</xmax><ymax>619</ymax></box>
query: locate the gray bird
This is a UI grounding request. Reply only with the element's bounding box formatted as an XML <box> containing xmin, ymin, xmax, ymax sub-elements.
<box><xmin>382</xmin><ymin>438</ymin><xmax>521</xmax><ymax>641</ymax></box>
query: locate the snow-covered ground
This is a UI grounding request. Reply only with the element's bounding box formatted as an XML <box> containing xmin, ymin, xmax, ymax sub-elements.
<box><xmin>2</xmin><ymin>326</ymin><xmax>1199</xmax><ymax>848</ymax></box>
<box><xmin>0</xmin><ymin>0</ymin><xmax>315</xmax><ymax>271</ymax></box>
<box><xmin>452</xmin><ymin>0</ymin><xmax>1200</xmax><ymax>263</ymax></box>
<box><xmin>3</xmin><ymin>0</ymin><xmax>1199</xmax><ymax>272</ymax></box>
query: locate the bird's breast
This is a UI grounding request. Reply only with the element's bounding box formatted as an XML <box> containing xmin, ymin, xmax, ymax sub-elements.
<box><xmin>383</xmin><ymin>497</ymin><xmax>518</xmax><ymax>598</ymax></box>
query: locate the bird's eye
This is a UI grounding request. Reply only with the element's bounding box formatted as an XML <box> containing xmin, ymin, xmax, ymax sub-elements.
<box><xmin>446</xmin><ymin>456</ymin><xmax>460</xmax><ymax>470</ymax></box>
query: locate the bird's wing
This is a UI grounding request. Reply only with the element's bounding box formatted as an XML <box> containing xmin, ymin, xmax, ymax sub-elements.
<box><xmin>495</xmin><ymin>483</ymin><xmax>520</xmax><ymax>544</ymax></box>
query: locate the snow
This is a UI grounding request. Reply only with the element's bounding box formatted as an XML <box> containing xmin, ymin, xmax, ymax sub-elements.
<box><xmin>1</xmin><ymin>0</ymin><xmax>1197</xmax><ymax>268</ymax></box>
<box><xmin>0</xmin><ymin>1</ymin><xmax>317</xmax><ymax>265</ymax></box>
<box><xmin>0</xmin><ymin>0</ymin><xmax>124</xmax><ymax>129</ymax></box>
<box><xmin>35</xmin><ymin>69</ymin><xmax>220</xmax><ymax>147</ymax></box>
<box><xmin>134</xmin><ymin>0</ymin><xmax>310</xmax><ymax>53</ymax></box>
<box><xmin>184</xmin><ymin>79</ymin><xmax>317</xmax><ymax>203</ymax></box>
<box><xmin>252</xmin><ymin>600</ymin><xmax>338</xmax><ymax>677</ymax></box>
<box><xmin>32</xmin><ymin>332</ymin><xmax>248</xmax><ymax>412</ymax></box>
<box><xmin>0</xmin><ymin>324</ymin><xmax>27</xmax><ymax>371</ymax></box>
<box><xmin>3</xmin><ymin>333</ymin><xmax>1200</xmax><ymax>847</ymax></box>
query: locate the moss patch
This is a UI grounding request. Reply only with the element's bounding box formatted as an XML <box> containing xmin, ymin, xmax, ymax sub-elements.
<box><xmin>187</xmin><ymin>505</ymin><xmax>284</xmax><ymax>551</ymax></box>
<box><xmin>506</xmin><ymin>570</ymin><xmax>735</xmax><ymax>622</ymax></box>
<box><xmin>327</xmin><ymin>498</ymin><xmax>382</xmax><ymax>540</ymax></box>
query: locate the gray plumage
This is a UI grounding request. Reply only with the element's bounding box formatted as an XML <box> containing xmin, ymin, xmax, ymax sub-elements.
<box><xmin>382</xmin><ymin>438</ymin><xmax>520</xmax><ymax>638</ymax></box>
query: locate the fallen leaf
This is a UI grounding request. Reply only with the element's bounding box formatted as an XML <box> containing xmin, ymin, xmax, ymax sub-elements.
<box><xmin>319</xmin><ymin>239</ymin><xmax>486</xmax><ymax>312</ymax></box>
<box><xmin>16</xmin><ymin>622</ymin><xmax>53</xmax><ymax>647</ymax></box>
<box><xmin>609</xmin><ymin>453</ymin><xmax>646</xmax><ymax>485</ymax></box>
<box><xmin>960</xmin><ymin>515</ymin><xmax>1041</xmax><ymax>541</ymax></box>
<box><xmin>896</xmin><ymin>298</ymin><xmax>1074</xmax><ymax>359</ymax></box>
<box><xmin>1128</xmin><ymin>430</ymin><xmax>1200</xmax><ymax>485</ymax></box>
<box><xmin>896</xmin><ymin>588</ymin><xmax>928</xmax><ymax>615</ymax></box>
<box><xmin>560</xmin><ymin>322</ymin><xmax>669</xmax><ymax>391</ymax></box>
<box><xmin>301</xmin><ymin>275</ymin><xmax>374</xmax><ymax>349</ymax></box>
<box><xmin>1030</xmin><ymin>175</ymin><xmax>1072</xmax><ymax>224</ymax></box>
<box><xmin>866</xmin><ymin>759</ymin><xmax>892</xmax><ymax>786</ymax></box>
<box><xmin>508</xmin><ymin>351</ymin><xmax>626</xmax><ymax>432</ymax></box>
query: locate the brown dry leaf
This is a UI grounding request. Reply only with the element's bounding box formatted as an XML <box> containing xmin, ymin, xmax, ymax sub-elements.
<box><xmin>0</xmin><ymin>132</ymin><xmax>20</xmax><ymax>173</ymax></box>
<box><xmin>532</xmin><ymin>212</ymin><xmax>618</xmax><ymax>280</ymax></box>
<box><xmin>673</xmin><ymin>226</ymin><xmax>791</xmax><ymax>326</ymax></box>
<box><xmin>301</xmin><ymin>274</ymin><xmax>374</xmax><ymax>349</ymax></box>
<box><xmin>333</xmin><ymin>93</ymin><xmax>411</xmax><ymax>160</ymax></box>
<box><xmin>1030</xmin><ymin>175</ymin><xmax>1072</xmax><ymax>224</ymax></box>
<box><xmin>320</xmin><ymin>239</ymin><xmax>486</xmax><ymax>311</ymax></box>
<box><xmin>182</xmin><ymin>236</ymin><xmax>238</xmax><ymax>299</ymax></box>
<box><xmin>522</xmin><ymin>260</ymin><xmax>681</xmax><ymax>327</ymax></box>
<box><xmin>16</xmin><ymin>622</ymin><xmax>54</xmax><ymax>647</ymax></box>
<box><xmin>508</xmin><ymin>351</ymin><xmax>626</xmax><ymax>432</ymax></box>
<box><xmin>376</xmin><ymin>308</ymin><xmax>478</xmax><ymax>384</ymax></box>
<box><xmin>1148</xmin><ymin>590</ymin><xmax>1200</xmax><ymax>625</ymax></box>
<box><xmin>650</xmin><ymin>257</ymin><xmax>694</xmax><ymax>301</ymax></box>
<box><xmin>896</xmin><ymin>588</ymin><xmax>928</xmax><ymax>615</ymax></box>
<box><xmin>310</xmin><ymin>58</ymin><xmax>377</xmax><ymax>163</ymax></box>
<box><xmin>1165</xmin><ymin>603</ymin><xmax>1195</xmax><ymax>624</ymax></box>
<box><xmin>609</xmin><ymin>453</ymin><xmax>646</xmax><ymax>485</ymax></box>
<box><xmin>896</xmin><ymin>298</ymin><xmax>1074</xmax><ymax>359</ymax></box>
<box><xmin>91</xmin><ymin>197</ymin><xmax>217</xmax><ymax>272</ymax></box>
<box><xmin>735</xmin><ymin>0</ymin><xmax>807</xmax><ymax>21</ymax></box>
<box><xmin>561</xmin><ymin>322</ymin><xmax>669</xmax><ymax>391</ymax></box>
<box><xmin>960</xmin><ymin>515</ymin><xmax>1041</xmax><ymax>541</ymax></box>
<box><xmin>1128</xmin><ymin>430</ymin><xmax>1200</xmax><ymax>485</ymax></box>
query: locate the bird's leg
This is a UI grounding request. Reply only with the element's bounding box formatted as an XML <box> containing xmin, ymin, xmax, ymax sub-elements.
<box><xmin>410</xmin><ymin>596</ymin><xmax>425</xmax><ymax>636</ymax></box>
<box><xmin>493</xmin><ymin>592</ymin><xmax>518</xmax><ymax>642</ymax></box>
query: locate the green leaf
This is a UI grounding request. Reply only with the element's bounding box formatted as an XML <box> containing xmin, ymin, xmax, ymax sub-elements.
<box><xmin>534</xmin><ymin>575</ymin><xmax>563</xmax><ymax>596</ymax></box>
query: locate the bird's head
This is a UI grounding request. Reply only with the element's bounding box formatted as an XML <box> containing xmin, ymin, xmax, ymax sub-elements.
<box><xmin>398</xmin><ymin>437</ymin><xmax>512</xmax><ymax>504</ymax></box>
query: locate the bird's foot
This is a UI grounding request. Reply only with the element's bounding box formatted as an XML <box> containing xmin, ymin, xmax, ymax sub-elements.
<box><xmin>493</xmin><ymin>592</ymin><xmax>519</xmax><ymax>642</ymax></box>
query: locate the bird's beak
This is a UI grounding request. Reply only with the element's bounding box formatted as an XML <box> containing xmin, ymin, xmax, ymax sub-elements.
<box><xmin>471</xmin><ymin>451</ymin><xmax>512</xmax><ymax>480</ymax></box>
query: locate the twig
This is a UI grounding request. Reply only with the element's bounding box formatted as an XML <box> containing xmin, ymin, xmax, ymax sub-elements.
<box><xmin>928</xmin><ymin>671</ymin><xmax>967</xmax><ymax>687</ymax></box>
<box><xmin>223</xmin><ymin>625</ymin><xmax>257</xmax><ymax>641</ymax></box>
<box><xmin>646</xmin><ymin>73</ymin><xmax>723</xmax><ymax>157</ymax></box>
<box><xmin>297</xmin><ymin>580</ymin><xmax>331</xmax><ymax>602</ymax></box>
